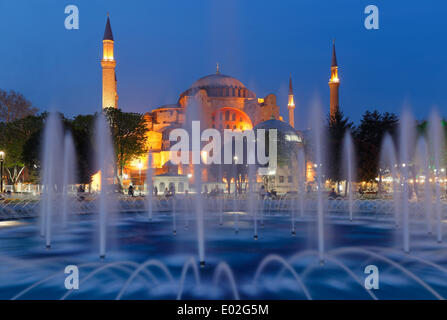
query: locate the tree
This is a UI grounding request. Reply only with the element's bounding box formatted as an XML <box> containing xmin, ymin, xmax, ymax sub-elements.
<box><xmin>103</xmin><ymin>108</ymin><xmax>148</xmax><ymax>183</ymax></box>
<box><xmin>354</xmin><ymin>110</ymin><xmax>399</xmax><ymax>182</ymax></box>
<box><xmin>70</xmin><ymin>114</ymin><xmax>96</xmax><ymax>185</ymax></box>
<box><xmin>325</xmin><ymin>110</ymin><xmax>354</xmax><ymax>184</ymax></box>
<box><xmin>0</xmin><ymin>114</ymin><xmax>44</xmax><ymax>189</ymax></box>
<box><xmin>0</xmin><ymin>89</ymin><xmax>38</xmax><ymax>123</ymax></box>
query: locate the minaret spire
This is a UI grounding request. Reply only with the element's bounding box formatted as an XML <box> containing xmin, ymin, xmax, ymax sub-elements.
<box><xmin>331</xmin><ymin>39</ymin><xmax>337</xmax><ymax>67</ymax></box>
<box><xmin>216</xmin><ymin>62</ymin><xmax>220</xmax><ymax>74</ymax></box>
<box><xmin>103</xmin><ymin>15</ymin><xmax>114</xmax><ymax>41</ymax></box>
<box><xmin>101</xmin><ymin>14</ymin><xmax>118</xmax><ymax>109</ymax></box>
<box><xmin>329</xmin><ymin>40</ymin><xmax>340</xmax><ymax>120</ymax></box>
<box><xmin>287</xmin><ymin>73</ymin><xmax>295</xmax><ymax>128</ymax></box>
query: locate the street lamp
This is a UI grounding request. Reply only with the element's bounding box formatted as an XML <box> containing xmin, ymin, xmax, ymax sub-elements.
<box><xmin>0</xmin><ymin>151</ymin><xmax>5</xmax><ymax>193</ymax></box>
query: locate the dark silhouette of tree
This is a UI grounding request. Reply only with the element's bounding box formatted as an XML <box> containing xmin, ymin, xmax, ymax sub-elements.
<box><xmin>354</xmin><ymin>110</ymin><xmax>399</xmax><ymax>182</ymax></box>
<box><xmin>70</xmin><ymin>114</ymin><xmax>96</xmax><ymax>185</ymax></box>
<box><xmin>325</xmin><ymin>110</ymin><xmax>353</xmax><ymax>183</ymax></box>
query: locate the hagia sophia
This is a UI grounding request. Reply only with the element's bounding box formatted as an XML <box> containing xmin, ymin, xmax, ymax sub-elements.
<box><xmin>100</xmin><ymin>15</ymin><xmax>340</xmax><ymax>194</ymax></box>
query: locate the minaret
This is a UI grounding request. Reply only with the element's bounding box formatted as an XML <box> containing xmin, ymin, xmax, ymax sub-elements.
<box><xmin>328</xmin><ymin>40</ymin><xmax>340</xmax><ymax>119</ymax></box>
<box><xmin>287</xmin><ymin>74</ymin><xmax>295</xmax><ymax>128</ymax></box>
<box><xmin>101</xmin><ymin>14</ymin><xmax>118</xmax><ymax>109</ymax></box>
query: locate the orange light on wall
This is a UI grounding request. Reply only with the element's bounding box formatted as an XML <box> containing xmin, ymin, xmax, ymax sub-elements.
<box><xmin>211</xmin><ymin>107</ymin><xmax>253</xmax><ymax>131</ymax></box>
<box><xmin>306</xmin><ymin>162</ymin><xmax>315</xmax><ymax>182</ymax></box>
<box><xmin>92</xmin><ymin>170</ymin><xmax>101</xmax><ymax>191</ymax></box>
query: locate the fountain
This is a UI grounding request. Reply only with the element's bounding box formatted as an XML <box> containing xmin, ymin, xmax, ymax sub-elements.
<box><xmin>232</xmin><ymin>165</ymin><xmax>239</xmax><ymax>234</ymax></box>
<box><xmin>415</xmin><ymin>137</ymin><xmax>433</xmax><ymax>234</ymax></box>
<box><xmin>61</xmin><ymin>132</ymin><xmax>76</xmax><ymax>228</ymax></box>
<box><xmin>297</xmin><ymin>148</ymin><xmax>306</xmax><ymax>219</ymax></box>
<box><xmin>380</xmin><ymin>134</ymin><xmax>399</xmax><ymax>226</ymax></box>
<box><xmin>309</xmin><ymin>101</ymin><xmax>325</xmax><ymax>263</ymax></box>
<box><xmin>399</xmin><ymin>110</ymin><xmax>415</xmax><ymax>253</ymax></box>
<box><xmin>146</xmin><ymin>152</ymin><xmax>153</xmax><ymax>221</ymax></box>
<box><xmin>5</xmin><ymin>107</ymin><xmax>447</xmax><ymax>300</ymax></box>
<box><xmin>94</xmin><ymin>113</ymin><xmax>116</xmax><ymax>260</ymax></box>
<box><xmin>248</xmin><ymin>164</ymin><xmax>257</xmax><ymax>240</ymax></box>
<box><xmin>184</xmin><ymin>97</ymin><xmax>206</xmax><ymax>267</ymax></box>
<box><xmin>40</xmin><ymin>112</ymin><xmax>64</xmax><ymax>248</ymax></box>
<box><xmin>428</xmin><ymin>109</ymin><xmax>445</xmax><ymax>243</ymax></box>
<box><xmin>342</xmin><ymin>131</ymin><xmax>355</xmax><ymax>221</ymax></box>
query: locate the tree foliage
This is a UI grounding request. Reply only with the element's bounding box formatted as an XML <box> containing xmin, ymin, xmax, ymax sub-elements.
<box><xmin>103</xmin><ymin>108</ymin><xmax>148</xmax><ymax>180</ymax></box>
<box><xmin>0</xmin><ymin>89</ymin><xmax>38</xmax><ymax>123</ymax></box>
<box><xmin>70</xmin><ymin>114</ymin><xmax>96</xmax><ymax>184</ymax></box>
<box><xmin>0</xmin><ymin>114</ymin><xmax>44</xmax><ymax>188</ymax></box>
<box><xmin>354</xmin><ymin>110</ymin><xmax>399</xmax><ymax>182</ymax></box>
<box><xmin>325</xmin><ymin>110</ymin><xmax>354</xmax><ymax>182</ymax></box>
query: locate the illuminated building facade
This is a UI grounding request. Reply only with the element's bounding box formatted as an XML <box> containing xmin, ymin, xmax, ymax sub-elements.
<box><xmin>100</xmin><ymin>16</ymin><xmax>340</xmax><ymax>193</ymax></box>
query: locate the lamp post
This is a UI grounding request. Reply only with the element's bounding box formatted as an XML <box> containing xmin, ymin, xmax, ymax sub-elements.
<box><xmin>0</xmin><ymin>151</ymin><xmax>5</xmax><ymax>193</ymax></box>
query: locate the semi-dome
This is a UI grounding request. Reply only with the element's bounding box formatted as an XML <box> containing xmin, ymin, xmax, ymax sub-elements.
<box><xmin>254</xmin><ymin>119</ymin><xmax>304</xmax><ymax>143</ymax></box>
<box><xmin>190</xmin><ymin>73</ymin><xmax>246</xmax><ymax>89</ymax></box>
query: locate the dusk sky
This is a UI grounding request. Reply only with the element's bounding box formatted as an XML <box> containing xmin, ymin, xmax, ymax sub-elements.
<box><xmin>0</xmin><ymin>0</ymin><xmax>445</xmax><ymax>129</ymax></box>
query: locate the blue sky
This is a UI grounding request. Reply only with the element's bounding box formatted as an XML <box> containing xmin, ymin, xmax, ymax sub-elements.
<box><xmin>0</xmin><ymin>0</ymin><xmax>445</xmax><ymax>129</ymax></box>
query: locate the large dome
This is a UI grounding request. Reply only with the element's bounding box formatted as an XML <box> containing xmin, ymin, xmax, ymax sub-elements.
<box><xmin>190</xmin><ymin>73</ymin><xmax>245</xmax><ymax>89</ymax></box>
<box><xmin>180</xmin><ymin>72</ymin><xmax>255</xmax><ymax>99</ymax></box>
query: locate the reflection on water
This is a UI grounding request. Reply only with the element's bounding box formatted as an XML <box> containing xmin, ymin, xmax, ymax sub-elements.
<box><xmin>0</xmin><ymin>212</ymin><xmax>446</xmax><ymax>300</ymax></box>
<box><xmin>0</xmin><ymin>220</ymin><xmax>26</xmax><ymax>228</ymax></box>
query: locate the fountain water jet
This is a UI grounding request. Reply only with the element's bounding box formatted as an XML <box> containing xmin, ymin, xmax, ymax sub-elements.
<box><xmin>380</xmin><ymin>134</ymin><xmax>399</xmax><ymax>226</ymax></box>
<box><xmin>146</xmin><ymin>153</ymin><xmax>153</xmax><ymax>221</ymax></box>
<box><xmin>342</xmin><ymin>131</ymin><xmax>355</xmax><ymax>221</ymax></box>
<box><xmin>415</xmin><ymin>137</ymin><xmax>433</xmax><ymax>234</ymax></box>
<box><xmin>297</xmin><ymin>148</ymin><xmax>306</xmax><ymax>219</ymax></box>
<box><xmin>399</xmin><ymin>110</ymin><xmax>415</xmax><ymax>253</ymax></box>
<box><xmin>428</xmin><ymin>109</ymin><xmax>445</xmax><ymax>243</ymax></box>
<box><xmin>310</xmin><ymin>102</ymin><xmax>325</xmax><ymax>263</ymax></box>
<box><xmin>95</xmin><ymin>113</ymin><xmax>116</xmax><ymax>260</ymax></box>
<box><xmin>248</xmin><ymin>164</ymin><xmax>257</xmax><ymax>240</ymax></box>
<box><xmin>61</xmin><ymin>132</ymin><xmax>76</xmax><ymax>228</ymax></box>
<box><xmin>40</xmin><ymin>113</ymin><xmax>64</xmax><ymax>248</ymax></box>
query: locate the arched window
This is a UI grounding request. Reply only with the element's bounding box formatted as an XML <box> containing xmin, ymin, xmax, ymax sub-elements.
<box><xmin>159</xmin><ymin>182</ymin><xmax>165</xmax><ymax>191</ymax></box>
<box><xmin>178</xmin><ymin>182</ymin><xmax>184</xmax><ymax>192</ymax></box>
<box><xmin>232</xmin><ymin>113</ymin><xmax>236</xmax><ymax>121</ymax></box>
<box><xmin>225</xmin><ymin>111</ymin><xmax>230</xmax><ymax>121</ymax></box>
<box><xmin>169</xmin><ymin>182</ymin><xmax>175</xmax><ymax>192</ymax></box>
